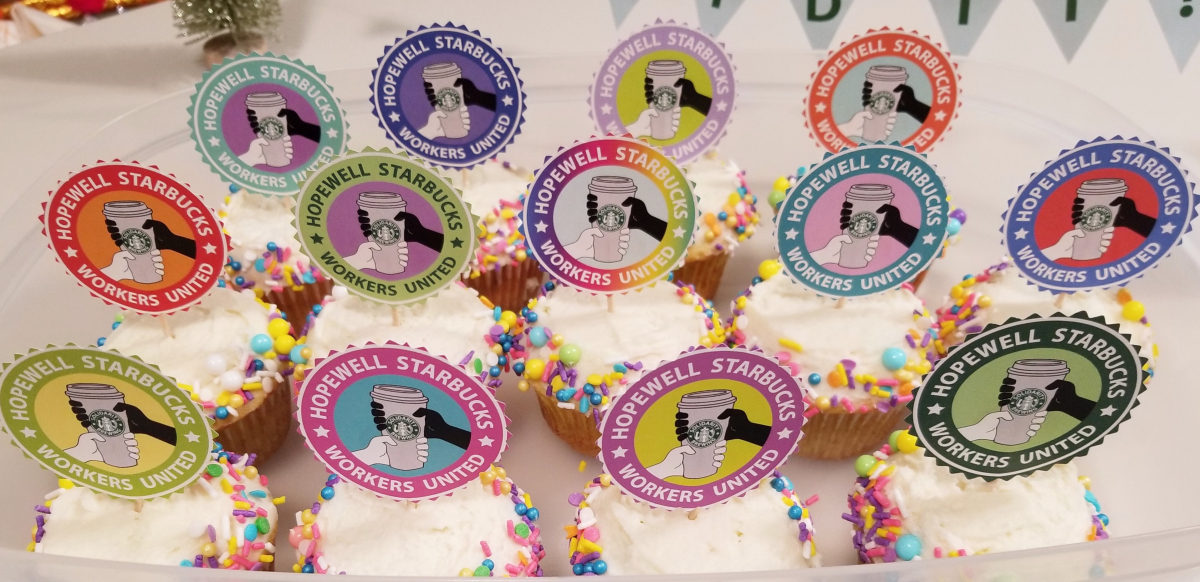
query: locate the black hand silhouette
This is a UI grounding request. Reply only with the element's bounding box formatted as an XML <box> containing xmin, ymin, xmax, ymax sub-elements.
<box><xmin>675</xmin><ymin>412</ymin><xmax>690</xmax><ymax>442</ymax></box>
<box><xmin>839</xmin><ymin>200</ymin><xmax>854</xmax><ymax>232</ymax></box>
<box><xmin>113</xmin><ymin>402</ymin><xmax>177</xmax><ymax>445</ymax></box>
<box><xmin>643</xmin><ymin>77</ymin><xmax>655</xmax><ymax>106</ymax></box>
<box><xmin>69</xmin><ymin>399</ymin><xmax>90</xmax><ymax>429</ymax></box>
<box><xmin>423</xmin><ymin>81</ymin><xmax>439</xmax><ymax>109</ymax></box>
<box><xmin>997</xmin><ymin>377</ymin><xmax>1017</xmax><ymax>408</ymax></box>
<box><xmin>394</xmin><ymin>211</ymin><xmax>445</xmax><ymax>251</ymax></box>
<box><xmin>622</xmin><ymin>196</ymin><xmax>667</xmax><ymax>241</ymax></box>
<box><xmin>674</xmin><ymin>78</ymin><xmax>711</xmax><ymax>116</ymax></box>
<box><xmin>371</xmin><ymin>401</ymin><xmax>388</xmax><ymax>432</ymax></box>
<box><xmin>718</xmin><ymin>408</ymin><xmax>770</xmax><ymax>447</ymax></box>
<box><xmin>104</xmin><ymin>219</ymin><xmax>124</xmax><ymax>249</ymax></box>
<box><xmin>143</xmin><ymin>219</ymin><xmax>197</xmax><ymax>259</ymax></box>
<box><xmin>1045</xmin><ymin>379</ymin><xmax>1096</xmax><ymax>421</ymax></box>
<box><xmin>861</xmin><ymin>80</ymin><xmax>875</xmax><ymax>108</ymax></box>
<box><xmin>1071</xmin><ymin>196</ymin><xmax>1085</xmax><ymax>225</ymax></box>
<box><xmin>414</xmin><ymin>407</ymin><xmax>471</xmax><ymax>449</ymax></box>
<box><xmin>876</xmin><ymin>203</ymin><xmax>918</xmax><ymax>248</ymax></box>
<box><xmin>1110</xmin><ymin>197</ymin><xmax>1155</xmax><ymax>238</ymax></box>
<box><xmin>587</xmin><ymin>193</ymin><xmax>599</xmax><ymax>224</ymax></box>
<box><xmin>281</xmin><ymin>108</ymin><xmax>322</xmax><ymax>142</ymax></box>
<box><xmin>894</xmin><ymin>84</ymin><xmax>930</xmax><ymax>123</ymax></box>
<box><xmin>246</xmin><ymin>108</ymin><xmax>261</xmax><ymax>135</ymax></box>
<box><xmin>357</xmin><ymin>208</ymin><xmax>374</xmax><ymax>239</ymax></box>
<box><xmin>455</xmin><ymin>78</ymin><xmax>497</xmax><ymax>111</ymax></box>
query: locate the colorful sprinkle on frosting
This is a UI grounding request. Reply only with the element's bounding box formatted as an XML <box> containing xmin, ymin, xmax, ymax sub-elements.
<box><xmin>221</xmin><ymin>186</ymin><xmax>327</xmax><ymax>294</ymax></box>
<box><xmin>468</xmin><ymin>160</ymin><xmax>535</xmax><ymax>277</ymax></box>
<box><xmin>690</xmin><ymin>152</ymin><xmax>758</xmax><ymax>260</ymax></box>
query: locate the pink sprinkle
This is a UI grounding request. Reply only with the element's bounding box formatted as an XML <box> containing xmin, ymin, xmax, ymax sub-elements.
<box><xmin>866</xmin><ymin>547</ymin><xmax>886</xmax><ymax>557</ymax></box>
<box><xmin>934</xmin><ymin>547</ymin><xmax>943</xmax><ymax>558</ymax></box>
<box><xmin>260</xmin><ymin>475</ymin><xmax>269</xmax><ymax>486</ymax></box>
<box><xmin>251</xmin><ymin>542</ymin><xmax>265</xmax><ymax>550</ymax></box>
<box><xmin>882</xmin><ymin>518</ymin><xmax>902</xmax><ymax>527</ymax></box>
<box><xmin>782</xmin><ymin>489</ymin><xmax>793</xmax><ymax>497</ymax></box>
<box><xmin>312</xmin><ymin>523</ymin><xmax>321</xmax><ymax>539</ymax></box>
<box><xmin>230</xmin><ymin>555</ymin><xmax>254</xmax><ymax>568</ymax></box>
<box><xmin>876</xmin><ymin>476</ymin><xmax>891</xmax><ymax>489</ymax></box>
<box><xmin>492</xmin><ymin>479</ymin><xmax>502</xmax><ymax>496</ymax></box>
<box><xmin>256</xmin><ymin>507</ymin><xmax>268</xmax><ymax>517</ymax></box>
<box><xmin>803</xmin><ymin>406</ymin><xmax>819</xmax><ymax>418</ymax></box>
<box><xmin>235</xmin><ymin>516</ymin><xmax>246</xmax><ymax>524</ymax></box>
<box><xmin>788</xmin><ymin>362</ymin><xmax>800</xmax><ymax>376</ymax></box>
<box><xmin>897</xmin><ymin>395</ymin><xmax>914</xmax><ymax>403</ymax></box>
<box><xmin>507</xmin><ymin>520</ymin><xmax>515</xmax><ymax>538</ymax></box>
<box><xmin>481</xmin><ymin>541</ymin><xmax>492</xmax><ymax>557</ymax></box>
<box><xmin>875</xmin><ymin>490</ymin><xmax>892</xmax><ymax>508</ymax></box>
<box><xmin>505</xmin><ymin>564</ymin><xmax>522</xmax><ymax>575</ymax></box>
<box><xmin>581</xmin><ymin>527</ymin><xmax>600</xmax><ymax>542</ymax></box>
<box><xmin>526</xmin><ymin>561</ymin><xmax>538</xmax><ymax>575</ymax></box>
<box><xmin>804</xmin><ymin>495</ymin><xmax>819</xmax><ymax>506</ymax></box>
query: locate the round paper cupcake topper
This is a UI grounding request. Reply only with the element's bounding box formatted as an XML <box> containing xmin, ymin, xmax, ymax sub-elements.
<box><xmin>189</xmin><ymin>53</ymin><xmax>349</xmax><ymax>196</ymax></box>
<box><xmin>370</xmin><ymin>23</ymin><xmax>527</xmax><ymax>170</ymax></box>
<box><xmin>523</xmin><ymin>135</ymin><xmax>697</xmax><ymax>294</ymax></box>
<box><xmin>805</xmin><ymin>29</ymin><xmax>959</xmax><ymax>154</ymax></box>
<box><xmin>590</xmin><ymin>21</ymin><xmax>736</xmax><ymax>166</ymax></box>
<box><xmin>597</xmin><ymin>346</ymin><xmax>805</xmax><ymax>509</ymax></box>
<box><xmin>907</xmin><ymin>313</ymin><xmax>1146</xmax><ymax>480</ymax></box>
<box><xmin>0</xmin><ymin>346</ymin><xmax>214</xmax><ymax>499</ymax></box>
<box><xmin>774</xmin><ymin>144</ymin><xmax>949</xmax><ymax>298</ymax></box>
<box><xmin>1001</xmin><ymin>137</ymin><xmax>1197</xmax><ymax>293</ymax></box>
<box><xmin>296</xmin><ymin>343</ymin><xmax>508</xmax><ymax>501</ymax></box>
<box><xmin>41</xmin><ymin>161</ymin><xmax>229</xmax><ymax>315</ymax></box>
<box><xmin>294</xmin><ymin>149</ymin><xmax>475</xmax><ymax>305</ymax></box>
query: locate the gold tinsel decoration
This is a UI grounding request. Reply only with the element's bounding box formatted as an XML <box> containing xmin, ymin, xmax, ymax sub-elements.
<box><xmin>0</xmin><ymin>0</ymin><xmax>161</xmax><ymax>20</ymax></box>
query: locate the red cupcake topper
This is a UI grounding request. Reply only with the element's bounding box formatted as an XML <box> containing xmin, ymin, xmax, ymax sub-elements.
<box><xmin>41</xmin><ymin>161</ymin><xmax>228</xmax><ymax>315</ymax></box>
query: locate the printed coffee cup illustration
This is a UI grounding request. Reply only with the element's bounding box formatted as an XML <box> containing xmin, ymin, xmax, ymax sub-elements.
<box><xmin>645</xmin><ymin>60</ymin><xmax>687</xmax><ymax>140</ymax></box>
<box><xmin>244</xmin><ymin>92</ymin><xmax>293</xmax><ymax>168</ymax></box>
<box><xmin>421</xmin><ymin>62</ymin><xmax>471</xmax><ymax>139</ymax></box>
<box><xmin>101</xmin><ymin>201</ymin><xmax>163</xmax><ymax>284</ymax></box>
<box><xmin>583</xmin><ymin>176</ymin><xmax>637</xmax><ymax>264</ymax></box>
<box><xmin>365</xmin><ymin>385</ymin><xmax>429</xmax><ymax>470</ymax></box>
<box><xmin>860</xmin><ymin>66</ymin><xmax>908</xmax><ymax>143</ymax></box>
<box><xmin>1070</xmin><ymin>179</ymin><xmax>1127</xmax><ymax>261</ymax></box>
<box><xmin>64</xmin><ymin>383</ymin><xmax>138</xmax><ymax>468</ymax></box>
<box><xmin>837</xmin><ymin>184</ymin><xmax>894</xmax><ymax>269</ymax></box>
<box><xmin>673</xmin><ymin>390</ymin><xmax>736</xmax><ymax>479</ymax></box>
<box><xmin>993</xmin><ymin>360</ymin><xmax>1070</xmax><ymax>446</ymax></box>
<box><xmin>354</xmin><ymin>192</ymin><xmax>410</xmax><ymax>275</ymax></box>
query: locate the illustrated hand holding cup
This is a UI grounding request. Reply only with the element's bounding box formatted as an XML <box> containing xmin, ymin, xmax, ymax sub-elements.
<box><xmin>243</xmin><ymin>92</ymin><xmax>294</xmax><ymax>168</ymax></box>
<box><xmin>368</xmin><ymin>384</ymin><xmax>429</xmax><ymax>471</ymax></box>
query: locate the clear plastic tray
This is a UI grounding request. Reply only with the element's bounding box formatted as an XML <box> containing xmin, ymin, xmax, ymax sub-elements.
<box><xmin>2</xmin><ymin>53</ymin><xmax>1200</xmax><ymax>580</ymax></box>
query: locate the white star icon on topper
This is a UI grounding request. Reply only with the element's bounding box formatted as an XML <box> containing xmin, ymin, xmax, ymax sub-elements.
<box><xmin>600</xmin><ymin>104</ymin><xmax>613</xmax><ymax>116</ymax></box>
<box><xmin>1162</xmin><ymin>222</ymin><xmax>1177</xmax><ymax>234</ymax></box>
<box><xmin>934</xmin><ymin>110</ymin><xmax>947</xmax><ymax>122</ymax></box>
<box><xmin>927</xmin><ymin>403</ymin><xmax>944</xmax><ymax>415</ymax></box>
<box><xmin>20</xmin><ymin>427</ymin><xmax>36</xmax><ymax>439</ymax></box>
<box><xmin>715</xmin><ymin>101</ymin><xmax>728</xmax><ymax>112</ymax></box>
<box><xmin>1014</xmin><ymin>228</ymin><xmax>1029</xmax><ymax>240</ymax></box>
<box><xmin>1100</xmin><ymin>405</ymin><xmax>1117</xmax><ymax>417</ymax></box>
<box><xmin>785</xmin><ymin>229</ymin><xmax>799</xmax><ymax>241</ymax></box>
<box><xmin>535</xmin><ymin>221</ymin><xmax>548</xmax><ymax>233</ymax></box>
<box><xmin>184</xmin><ymin>431</ymin><xmax>200</xmax><ymax>443</ymax></box>
<box><xmin>313</xmin><ymin>426</ymin><xmax>330</xmax><ymax>438</ymax></box>
<box><xmin>208</xmin><ymin>137</ymin><xmax>221</xmax><ymax>147</ymax></box>
<box><xmin>478</xmin><ymin>436</ymin><xmax>495</xmax><ymax>447</ymax></box>
<box><xmin>776</xmin><ymin>428</ymin><xmax>793</xmax><ymax>440</ymax></box>
<box><xmin>502</xmin><ymin>94</ymin><xmax>514</xmax><ymax>107</ymax></box>
<box><xmin>673</xmin><ymin>226</ymin><xmax>687</xmax><ymax>239</ymax></box>
<box><xmin>388</xmin><ymin>112</ymin><xmax>401</xmax><ymax>123</ymax></box>
<box><xmin>612</xmin><ymin>446</ymin><xmax>628</xmax><ymax>458</ymax></box>
<box><xmin>202</xmin><ymin>243</ymin><xmax>217</xmax><ymax>254</ymax></box>
<box><xmin>326</xmin><ymin>128</ymin><xmax>339</xmax><ymax>139</ymax></box>
<box><xmin>922</xmin><ymin>233</ymin><xmax>937</xmax><ymax>245</ymax></box>
<box><xmin>63</xmin><ymin>247</ymin><xmax>78</xmax><ymax>258</ymax></box>
<box><xmin>814</xmin><ymin>102</ymin><xmax>827</xmax><ymax>113</ymax></box>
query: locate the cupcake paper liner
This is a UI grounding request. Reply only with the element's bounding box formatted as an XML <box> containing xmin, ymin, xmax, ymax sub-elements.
<box><xmin>797</xmin><ymin>406</ymin><xmax>907</xmax><ymax>460</ymax></box>
<box><xmin>212</xmin><ymin>379</ymin><xmax>293</xmax><ymax>465</ymax></box>
<box><xmin>263</xmin><ymin>279</ymin><xmax>334</xmax><ymax>329</ymax></box>
<box><xmin>464</xmin><ymin>259</ymin><xmax>545</xmax><ymax>311</ymax></box>
<box><xmin>672</xmin><ymin>251</ymin><xmax>730</xmax><ymax>301</ymax></box>
<box><xmin>535</xmin><ymin>386</ymin><xmax>600</xmax><ymax>456</ymax></box>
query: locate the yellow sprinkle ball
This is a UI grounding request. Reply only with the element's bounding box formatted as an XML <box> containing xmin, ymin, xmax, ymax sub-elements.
<box><xmin>301</xmin><ymin>509</ymin><xmax>315</xmax><ymax>525</ymax></box>
<box><xmin>1121</xmin><ymin>300</ymin><xmax>1145</xmax><ymax>321</ymax></box>
<box><xmin>517</xmin><ymin>380</ymin><xmax>530</xmax><ymax>392</ymax></box>
<box><xmin>267</xmin><ymin>318</ymin><xmax>290</xmax><ymax>339</ymax></box>
<box><xmin>895</xmin><ymin>431</ymin><xmax>919</xmax><ymax>453</ymax></box>
<box><xmin>773</xmin><ymin>177</ymin><xmax>790</xmax><ymax>191</ymax></box>
<box><xmin>815</xmin><ymin>396</ymin><xmax>831</xmax><ymax>410</ymax></box>
<box><xmin>758</xmin><ymin>259</ymin><xmax>782</xmax><ymax>280</ymax></box>
<box><xmin>977</xmin><ymin>295</ymin><xmax>992</xmax><ymax>308</ymax></box>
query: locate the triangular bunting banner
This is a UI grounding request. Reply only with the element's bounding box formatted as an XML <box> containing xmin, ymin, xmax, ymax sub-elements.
<box><xmin>695</xmin><ymin>0</ymin><xmax>745</xmax><ymax>36</ymax></box>
<box><xmin>609</xmin><ymin>0</ymin><xmax>638</xmax><ymax>28</ymax></box>
<box><xmin>1149</xmin><ymin>0</ymin><xmax>1200</xmax><ymax>70</ymax></box>
<box><xmin>929</xmin><ymin>0</ymin><xmax>1000</xmax><ymax>55</ymax></box>
<box><xmin>791</xmin><ymin>0</ymin><xmax>855</xmax><ymax>49</ymax></box>
<box><xmin>1033</xmin><ymin>0</ymin><xmax>1109</xmax><ymax>61</ymax></box>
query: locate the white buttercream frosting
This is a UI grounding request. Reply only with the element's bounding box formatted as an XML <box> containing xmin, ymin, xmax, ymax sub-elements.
<box><xmin>220</xmin><ymin>190</ymin><xmax>323</xmax><ymax>291</ymax></box>
<box><xmin>684</xmin><ymin>152</ymin><xmax>757</xmax><ymax>261</ymax></box>
<box><xmin>37</xmin><ymin>453</ymin><xmax>278</xmax><ymax>568</ymax></box>
<box><xmin>572</xmin><ymin>478</ymin><xmax>818</xmax><ymax>574</ymax></box>
<box><xmin>732</xmin><ymin>273</ymin><xmax>934</xmax><ymax>406</ymax></box>
<box><xmin>937</xmin><ymin>259</ymin><xmax>1157</xmax><ymax>367</ymax></box>
<box><xmin>296</xmin><ymin>476</ymin><xmax>541</xmax><ymax>576</ymax></box>
<box><xmin>102</xmin><ymin>288</ymin><xmax>284</xmax><ymax>420</ymax></box>
<box><xmin>305</xmin><ymin>283</ymin><xmax>494</xmax><ymax>365</ymax></box>
<box><xmin>452</xmin><ymin>159</ymin><xmax>530</xmax><ymax>217</ymax></box>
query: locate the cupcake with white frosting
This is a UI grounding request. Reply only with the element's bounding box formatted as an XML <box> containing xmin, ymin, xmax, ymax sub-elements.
<box><xmin>101</xmin><ymin>288</ymin><xmax>295</xmax><ymax>462</ymax></box>
<box><xmin>520</xmin><ymin>280</ymin><xmax>725</xmax><ymax>455</ymax></box>
<box><xmin>288</xmin><ymin>466</ymin><xmax>543</xmax><ymax>576</ymax></box>
<box><xmin>846</xmin><ymin>431</ymin><xmax>1108</xmax><ymax>563</ymax></box>
<box><xmin>673</xmin><ymin>152</ymin><xmax>759</xmax><ymax>299</ymax></box>
<box><xmin>727</xmin><ymin>261</ymin><xmax>937</xmax><ymax>459</ymax></box>
<box><xmin>32</xmin><ymin>447</ymin><xmax>281</xmax><ymax>570</ymax></box>
<box><xmin>220</xmin><ymin>186</ymin><xmax>332</xmax><ymax>325</ymax></box>
<box><xmin>564</xmin><ymin>471</ymin><xmax>818</xmax><ymax>575</ymax></box>
<box><xmin>934</xmin><ymin>258</ymin><xmax>1157</xmax><ymax>372</ymax></box>
<box><xmin>451</xmin><ymin>159</ymin><xmax>542</xmax><ymax>311</ymax></box>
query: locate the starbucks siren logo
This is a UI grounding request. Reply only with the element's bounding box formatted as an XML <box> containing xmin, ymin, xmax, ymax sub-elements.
<box><xmin>908</xmin><ymin>314</ymin><xmax>1146</xmax><ymax>480</ymax></box>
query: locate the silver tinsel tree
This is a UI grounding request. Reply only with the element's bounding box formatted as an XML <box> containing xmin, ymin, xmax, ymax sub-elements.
<box><xmin>172</xmin><ymin>0</ymin><xmax>281</xmax><ymax>65</ymax></box>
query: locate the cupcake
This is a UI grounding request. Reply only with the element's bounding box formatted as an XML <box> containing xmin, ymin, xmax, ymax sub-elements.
<box><xmin>32</xmin><ymin>446</ymin><xmax>281</xmax><ymax>570</ymax></box>
<box><xmin>765</xmin><ymin>171</ymin><xmax>967</xmax><ymax>291</ymax></box>
<box><xmin>564</xmin><ymin>472</ymin><xmax>819</xmax><ymax>575</ymax></box>
<box><xmin>100</xmin><ymin>288</ymin><xmax>295</xmax><ymax>463</ymax></box>
<box><xmin>454</xmin><ymin>159</ymin><xmax>544</xmax><ymax>311</ymax></box>
<box><xmin>219</xmin><ymin>186</ymin><xmax>333</xmax><ymax>325</ymax></box>
<box><xmin>522</xmin><ymin>280</ymin><xmax>726</xmax><ymax>455</ymax></box>
<box><xmin>288</xmin><ymin>466</ymin><xmax>544</xmax><ymax>576</ymax></box>
<box><xmin>299</xmin><ymin>282</ymin><xmax>525</xmax><ymax>385</ymax></box>
<box><xmin>674</xmin><ymin>151</ymin><xmax>759</xmax><ymax>299</ymax></box>
<box><xmin>727</xmin><ymin>263</ymin><xmax>936</xmax><ymax>459</ymax></box>
<box><xmin>935</xmin><ymin>258</ymin><xmax>1157</xmax><ymax>371</ymax></box>
<box><xmin>846</xmin><ymin>432</ymin><xmax>1108</xmax><ymax>562</ymax></box>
